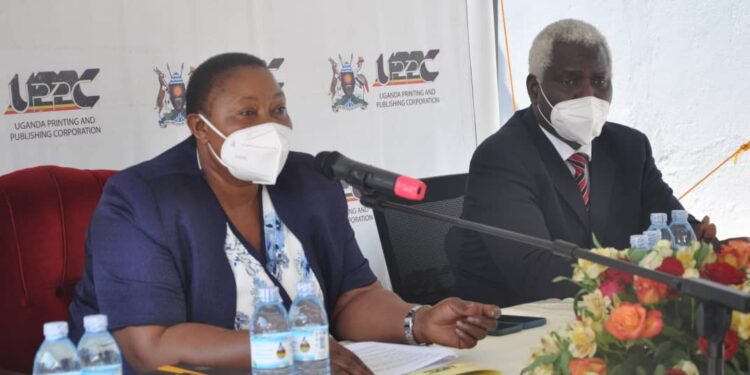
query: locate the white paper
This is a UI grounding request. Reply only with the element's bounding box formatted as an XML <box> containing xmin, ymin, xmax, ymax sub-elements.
<box><xmin>344</xmin><ymin>341</ymin><xmax>458</xmax><ymax>375</ymax></box>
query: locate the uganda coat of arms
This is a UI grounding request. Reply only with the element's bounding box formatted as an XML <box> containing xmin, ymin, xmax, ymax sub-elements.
<box><xmin>153</xmin><ymin>64</ymin><xmax>193</xmax><ymax>127</ymax></box>
<box><xmin>328</xmin><ymin>54</ymin><xmax>369</xmax><ymax>112</ymax></box>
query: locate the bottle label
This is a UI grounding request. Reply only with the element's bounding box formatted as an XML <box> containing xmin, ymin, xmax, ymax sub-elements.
<box><xmin>292</xmin><ymin>325</ymin><xmax>329</xmax><ymax>361</ymax></box>
<box><xmin>251</xmin><ymin>332</ymin><xmax>292</xmax><ymax>369</ymax></box>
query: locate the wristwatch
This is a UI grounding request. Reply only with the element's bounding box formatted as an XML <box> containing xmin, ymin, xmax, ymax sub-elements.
<box><xmin>404</xmin><ymin>305</ymin><xmax>431</xmax><ymax>346</ymax></box>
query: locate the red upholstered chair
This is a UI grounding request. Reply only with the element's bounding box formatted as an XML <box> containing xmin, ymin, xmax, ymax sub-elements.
<box><xmin>0</xmin><ymin>166</ymin><xmax>116</xmax><ymax>373</ymax></box>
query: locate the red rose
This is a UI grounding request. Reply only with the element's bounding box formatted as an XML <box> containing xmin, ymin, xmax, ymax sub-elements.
<box><xmin>665</xmin><ymin>370</ymin><xmax>687</xmax><ymax>375</ymax></box>
<box><xmin>698</xmin><ymin>329</ymin><xmax>739</xmax><ymax>360</ymax></box>
<box><xmin>599</xmin><ymin>279</ymin><xmax>624</xmax><ymax>298</ymax></box>
<box><xmin>569</xmin><ymin>358</ymin><xmax>607</xmax><ymax>375</ymax></box>
<box><xmin>657</xmin><ymin>257</ymin><xmax>685</xmax><ymax>276</ymax></box>
<box><xmin>642</xmin><ymin>310</ymin><xmax>664</xmax><ymax>338</ymax></box>
<box><xmin>634</xmin><ymin>276</ymin><xmax>669</xmax><ymax>305</ymax></box>
<box><xmin>602</xmin><ymin>267</ymin><xmax>634</xmax><ymax>285</ymax></box>
<box><xmin>701</xmin><ymin>262</ymin><xmax>745</xmax><ymax>285</ymax></box>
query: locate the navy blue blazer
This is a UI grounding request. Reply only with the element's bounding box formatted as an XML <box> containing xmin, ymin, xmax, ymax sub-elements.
<box><xmin>453</xmin><ymin>107</ymin><xmax>693</xmax><ymax>307</ymax></box>
<box><xmin>69</xmin><ymin>137</ymin><xmax>376</xmax><ymax>342</ymax></box>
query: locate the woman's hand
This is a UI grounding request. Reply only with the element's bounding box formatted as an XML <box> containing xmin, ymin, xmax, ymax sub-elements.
<box><xmin>329</xmin><ymin>337</ymin><xmax>373</xmax><ymax>375</ymax></box>
<box><xmin>413</xmin><ymin>297</ymin><xmax>500</xmax><ymax>349</ymax></box>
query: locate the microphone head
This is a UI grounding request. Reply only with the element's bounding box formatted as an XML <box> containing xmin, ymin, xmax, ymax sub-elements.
<box><xmin>394</xmin><ymin>176</ymin><xmax>427</xmax><ymax>201</ymax></box>
<box><xmin>314</xmin><ymin>151</ymin><xmax>339</xmax><ymax>179</ymax></box>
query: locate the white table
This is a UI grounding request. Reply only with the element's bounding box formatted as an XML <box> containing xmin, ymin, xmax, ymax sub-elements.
<box><xmin>456</xmin><ymin>299</ymin><xmax>574</xmax><ymax>374</ymax></box>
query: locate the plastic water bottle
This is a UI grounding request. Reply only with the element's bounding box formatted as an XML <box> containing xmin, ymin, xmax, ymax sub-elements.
<box><xmin>642</xmin><ymin>229</ymin><xmax>662</xmax><ymax>249</ymax></box>
<box><xmin>251</xmin><ymin>286</ymin><xmax>292</xmax><ymax>374</ymax></box>
<box><xmin>630</xmin><ymin>234</ymin><xmax>649</xmax><ymax>250</ymax></box>
<box><xmin>289</xmin><ymin>281</ymin><xmax>330</xmax><ymax>375</ymax></box>
<box><xmin>33</xmin><ymin>321</ymin><xmax>82</xmax><ymax>375</ymax></box>
<box><xmin>670</xmin><ymin>209</ymin><xmax>697</xmax><ymax>249</ymax></box>
<box><xmin>647</xmin><ymin>213</ymin><xmax>674</xmax><ymax>244</ymax></box>
<box><xmin>77</xmin><ymin>315</ymin><xmax>122</xmax><ymax>375</ymax></box>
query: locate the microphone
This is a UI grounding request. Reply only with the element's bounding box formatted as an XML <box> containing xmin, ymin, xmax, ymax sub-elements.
<box><xmin>315</xmin><ymin>151</ymin><xmax>426</xmax><ymax>201</ymax></box>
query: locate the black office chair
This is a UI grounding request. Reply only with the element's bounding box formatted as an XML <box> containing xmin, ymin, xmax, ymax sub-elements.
<box><xmin>372</xmin><ymin>173</ymin><xmax>467</xmax><ymax>305</ymax></box>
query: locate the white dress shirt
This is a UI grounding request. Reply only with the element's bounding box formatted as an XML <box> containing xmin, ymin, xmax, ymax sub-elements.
<box><xmin>538</xmin><ymin>125</ymin><xmax>591</xmax><ymax>185</ymax></box>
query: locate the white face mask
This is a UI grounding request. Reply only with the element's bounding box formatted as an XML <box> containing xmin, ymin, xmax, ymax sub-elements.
<box><xmin>537</xmin><ymin>85</ymin><xmax>610</xmax><ymax>145</ymax></box>
<box><xmin>199</xmin><ymin>113</ymin><xmax>291</xmax><ymax>185</ymax></box>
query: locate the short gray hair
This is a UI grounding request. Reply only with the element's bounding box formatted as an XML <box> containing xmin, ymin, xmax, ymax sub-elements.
<box><xmin>528</xmin><ymin>19</ymin><xmax>611</xmax><ymax>82</ymax></box>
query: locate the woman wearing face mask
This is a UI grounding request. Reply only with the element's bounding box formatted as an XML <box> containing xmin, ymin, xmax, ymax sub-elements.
<box><xmin>68</xmin><ymin>53</ymin><xmax>500</xmax><ymax>374</ymax></box>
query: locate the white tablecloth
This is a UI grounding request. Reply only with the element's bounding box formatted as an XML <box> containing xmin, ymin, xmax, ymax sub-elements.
<box><xmin>456</xmin><ymin>298</ymin><xmax>574</xmax><ymax>374</ymax></box>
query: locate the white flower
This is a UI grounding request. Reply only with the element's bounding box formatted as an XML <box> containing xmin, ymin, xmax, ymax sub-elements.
<box><xmin>675</xmin><ymin>247</ymin><xmax>697</xmax><ymax>270</ymax></box>
<box><xmin>675</xmin><ymin>360</ymin><xmax>700</xmax><ymax>375</ymax></box>
<box><xmin>528</xmin><ymin>363</ymin><xmax>554</xmax><ymax>375</ymax></box>
<box><xmin>639</xmin><ymin>251</ymin><xmax>664</xmax><ymax>270</ymax></box>
<box><xmin>540</xmin><ymin>333</ymin><xmax>560</xmax><ymax>356</ymax></box>
<box><xmin>529</xmin><ymin>332</ymin><xmax>561</xmax><ymax>359</ymax></box>
<box><xmin>703</xmin><ymin>248</ymin><xmax>717</xmax><ymax>265</ymax></box>
<box><xmin>529</xmin><ymin>344</ymin><xmax>546</xmax><ymax>359</ymax></box>
<box><xmin>653</xmin><ymin>239</ymin><xmax>674</xmax><ymax>257</ymax></box>
<box><xmin>581</xmin><ymin>290</ymin><xmax>611</xmax><ymax>322</ymax></box>
<box><xmin>567</xmin><ymin>320</ymin><xmax>597</xmax><ymax>359</ymax></box>
<box><xmin>682</xmin><ymin>268</ymin><xmax>700</xmax><ymax>278</ymax></box>
<box><xmin>576</xmin><ymin>247</ymin><xmax>622</xmax><ymax>280</ymax></box>
<box><xmin>572</xmin><ymin>267</ymin><xmax>586</xmax><ymax>283</ymax></box>
<box><xmin>732</xmin><ymin>311</ymin><xmax>750</xmax><ymax>340</ymax></box>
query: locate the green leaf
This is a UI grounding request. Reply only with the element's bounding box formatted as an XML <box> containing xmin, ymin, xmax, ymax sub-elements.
<box><xmin>592</xmin><ymin>233</ymin><xmax>603</xmax><ymax>248</ymax></box>
<box><xmin>636</xmin><ymin>366</ymin><xmax>648</xmax><ymax>375</ymax></box>
<box><xmin>653</xmin><ymin>341</ymin><xmax>673</xmax><ymax>363</ymax></box>
<box><xmin>669</xmin><ymin>349</ymin><xmax>690</xmax><ymax>365</ymax></box>
<box><xmin>552</xmin><ymin>276</ymin><xmax>571</xmax><ymax>283</ymax></box>
<box><xmin>653</xmin><ymin>364</ymin><xmax>666</xmax><ymax>375</ymax></box>
<box><xmin>640</xmin><ymin>338</ymin><xmax>657</xmax><ymax>350</ymax></box>
<box><xmin>521</xmin><ymin>354</ymin><xmax>558</xmax><ymax>374</ymax></box>
<box><xmin>559</xmin><ymin>350</ymin><xmax>571</xmax><ymax>375</ymax></box>
<box><xmin>659</xmin><ymin>325</ymin><xmax>686</xmax><ymax>338</ymax></box>
<box><xmin>628</xmin><ymin>248</ymin><xmax>648</xmax><ymax>264</ymax></box>
<box><xmin>609</xmin><ymin>363</ymin><xmax>626</xmax><ymax>375</ymax></box>
<box><xmin>694</xmin><ymin>242</ymin><xmax>709</xmax><ymax>267</ymax></box>
<box><xmin>730</xmin><ymin>357</ymin><xmax>741</xmax><ymax>371</ymax></box>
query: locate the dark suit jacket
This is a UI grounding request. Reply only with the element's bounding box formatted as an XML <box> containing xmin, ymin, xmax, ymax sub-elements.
<box><xmin>452</xmin><ymin>107</ymin><xmax>693</xmax><ymax>307</ymax></box>
<box><xmin>68</xmin><ymin>137</ymin><xmax>376</xmax><ymax>365</ymax></box>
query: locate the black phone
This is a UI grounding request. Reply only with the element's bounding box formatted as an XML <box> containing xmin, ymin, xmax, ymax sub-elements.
<box><xmin>487</xmin><ymin>320</ymin><xmax>523</xmax><ymax>336</ymax></box>
<box><xmin>498</xmin><ymin>314</ymin><xmax>547</xmax><ymax>329</ymax></box>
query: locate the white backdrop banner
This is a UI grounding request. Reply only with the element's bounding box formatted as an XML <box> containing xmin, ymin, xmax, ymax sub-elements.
<box><xmin>0</xmin><ymin>0</ymin><xmax>499</xmax><ymax>289</ymax></box>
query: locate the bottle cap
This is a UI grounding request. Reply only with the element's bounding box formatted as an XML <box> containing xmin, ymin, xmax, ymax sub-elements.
<box><xmin>630</xmin><ymin>234</ymin><xmax>649</xmax><ymax>249</ymax></box>
<box><xmin>650</xmin><ymin>212</ymin><xmax>667</xmax><ymax>225</ymax></box>
<box><xmin>83</xmin><ymin>314</ymin><xmax>108</xmax><ymax>333</ymax></box>
<box><xmin>43</xmin><ymin>321</ymin><xmax>68</xmax><ymax>340</ymax></box>
<box><xmin>258</xmin><ymin>286</ymin><xmax>281</xmax><ymax>304</ymax></box>
<box><xmin>671</xmin><ymin>210</ymin><xmax>688</xmax><ymax>223</ymax></box>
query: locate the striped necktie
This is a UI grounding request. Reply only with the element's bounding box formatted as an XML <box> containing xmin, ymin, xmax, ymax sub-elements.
<box><xmin>567</xmin><ymin>152</ymin><xmax>590</xmax><ymax>208</ymax></box>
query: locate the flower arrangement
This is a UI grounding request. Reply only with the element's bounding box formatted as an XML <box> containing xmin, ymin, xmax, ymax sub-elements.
<box><xmin>523</xmin><ymin>237</ymin><xmax>750</xmax><ymax>375</ymax></box>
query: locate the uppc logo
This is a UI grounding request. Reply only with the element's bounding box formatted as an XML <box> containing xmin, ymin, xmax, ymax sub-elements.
<box><xmin>5</xmin><ymin>69</ymin><xmax>100</xmax><ymax>115</ymax></box>
<box><xmin>373</xmin><ymin>49</ymin><xmax>439</xmax><ymax>87</ymax></box>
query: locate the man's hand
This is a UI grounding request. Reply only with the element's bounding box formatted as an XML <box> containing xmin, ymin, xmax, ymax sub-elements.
<box><xmin>413</xmin><ymin>298</ymin><xmax>500</xmax><ymax>349</ymax></box>
<box><xmin>329</xmin><ymin>337</ymin><xmax>372</xmax><ymax>375</ymax></box>
<box><xmin>696</xmin><ymin>215</ymin><xmax>717</xmax><ymax>242</ymax></box>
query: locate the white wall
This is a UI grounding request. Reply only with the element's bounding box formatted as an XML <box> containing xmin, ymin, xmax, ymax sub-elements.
<box><xmin>494</xmin><ymin>0</ymin><xmax>750</xmax><ymax>239</ymax></box>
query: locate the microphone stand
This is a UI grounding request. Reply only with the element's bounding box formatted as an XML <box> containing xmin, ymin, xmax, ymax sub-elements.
<box><xmin>359</xmin><ymin>193</ymin><xmax>749</xmax><ymax>375</ymax></box>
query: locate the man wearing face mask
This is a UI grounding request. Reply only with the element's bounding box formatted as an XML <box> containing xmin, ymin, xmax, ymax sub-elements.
<box><xmin>451</xmin><ymin>19</ymin><xmax>717</xmax><ymax>307</ymax></box>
